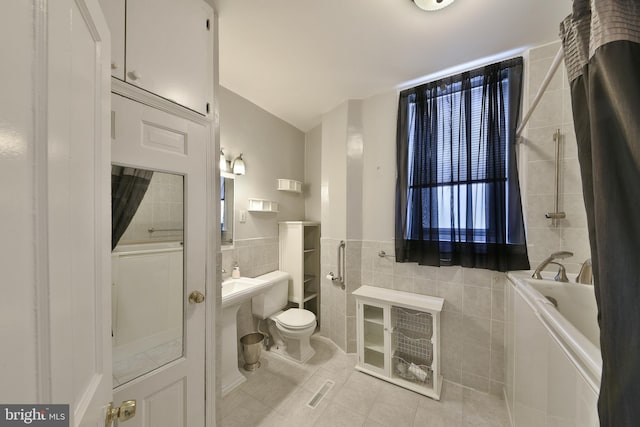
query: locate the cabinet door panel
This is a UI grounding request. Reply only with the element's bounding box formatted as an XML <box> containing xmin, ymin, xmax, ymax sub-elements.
<box><xmin>98</xmin><ymin>0</ymin><xmax>125</xmax><ymax>79</ymax></box>
<box><xmin>126</xmin><ymin>0</ymin><xmax>212</xmax><ymax>114</ymax></box>
<box><xmin>359</xmin><ymin>302</ymin><xmax>387</xmax><ymax>374</ymax></box>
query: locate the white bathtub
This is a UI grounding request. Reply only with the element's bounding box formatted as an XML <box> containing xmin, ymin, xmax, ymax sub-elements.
<box><xmin>505</xmin><ymin>271</ymin><xmax>601</xmax><ymax>426</ymax></box>
<box><xmin>111</xmin><ymin>241</ymin><xmax>183</xmax><ymax>362</ymax></box>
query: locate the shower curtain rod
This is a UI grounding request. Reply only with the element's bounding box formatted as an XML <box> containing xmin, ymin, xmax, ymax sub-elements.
<box><xmin>516</xmin><ymin>46</ymin><xmax>565</xmax><ymax>140</ymax></box>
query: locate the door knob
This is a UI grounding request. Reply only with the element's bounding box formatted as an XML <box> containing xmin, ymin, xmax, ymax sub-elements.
<box><xmin>105</xmin><ymin>400</ymin><xmax>136</xmax><ymax>426</ymax></box>
<box><xmin>189</xmin><ymin>290</ymin><xmax>205</xmax><ymax>304</ymax></box>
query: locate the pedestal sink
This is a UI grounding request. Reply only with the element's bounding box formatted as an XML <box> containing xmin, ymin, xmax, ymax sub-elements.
<box><xmin>221</xmin><ymin>276</ymin><xmax>276</xmax><ymax>396</ymax></box>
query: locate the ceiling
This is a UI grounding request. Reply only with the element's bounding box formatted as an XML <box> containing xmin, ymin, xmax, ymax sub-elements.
<box><xmin>215</xmin><ymin>0</ymin><xmax>571</xmax><ymax>132</ymax></box>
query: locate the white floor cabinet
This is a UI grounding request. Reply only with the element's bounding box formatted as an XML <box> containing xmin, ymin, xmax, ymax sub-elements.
<box><xmin>353</xmin><ymin>285</ymin><xmax>444</xmax><ymax>400</ymax></box>
<box><xmin>279</xmin><ymin>221</ymin><xmax>321</xmax><ymax>320</ymax></box>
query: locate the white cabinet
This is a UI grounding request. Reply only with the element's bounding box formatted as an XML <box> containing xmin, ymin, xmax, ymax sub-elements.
<box><xmin>98</xmin><ymin>0</ymin><xmax>125</xmax><ymax>80</ymax></box>
<box><xmin>279</xmin><ymin>221</ymin><xmax>320</xmax><ymax>319</ymax></box>
<box><xmin>99</xmin><ymin>0</ymin><xmax>213</xmax><ymax>115</ymax></box>
<box><xmin>354</xmin><ymin>286</ymin><xmax>444</xmax><ymax>400</ymax></box>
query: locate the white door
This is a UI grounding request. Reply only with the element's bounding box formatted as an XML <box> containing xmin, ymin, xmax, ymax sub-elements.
<box><xmin>46</xmin><ymin>0</ymin><xmax>113</xmax><ymax>425</ymax></box>
<box><xmin>110</xmin><ymin>93</ymin><xmax>208</xmax><ymax>427</ymax></box>
<box><xmin>46</xmin><ymin>0</ymin><xmax>112</xmax><ymax>426</ymax></box>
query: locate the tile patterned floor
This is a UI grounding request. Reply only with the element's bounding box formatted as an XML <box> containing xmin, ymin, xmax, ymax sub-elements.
<box><xmin>221</xmin><ymin>335</ymin><xmax>510</xmax><ymax>426</ymax></box>
<box><xmin>113</xmin><ymin>338</ymin><xmax>182</xmax><ymax>386</ymax></box>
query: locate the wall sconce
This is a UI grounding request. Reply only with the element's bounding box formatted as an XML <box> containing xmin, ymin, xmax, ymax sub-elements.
<box><xmin>413</xmin><ymin>0</ymin><xmax>455</xmax><ymax>11</ymax></box>
<box><xmin>220</xmin><ymin>149</ymin><xmax>229</xmax><ymax>172</ymax></box>
<box><xmin>232</xmin><ymin>154</ymin><xmax>245</xmax><ymax>175</ymax></box>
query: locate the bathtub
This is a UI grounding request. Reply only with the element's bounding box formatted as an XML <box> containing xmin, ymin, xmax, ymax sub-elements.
<box><xmin>505</xmin><ymin>271</ymin><xmax>601</xmax><ymax>426</ymax></box>
<box><xmin>111</xmin><ymin>241</ymin><xmax>184</xmax><ymax>361</ymax></box>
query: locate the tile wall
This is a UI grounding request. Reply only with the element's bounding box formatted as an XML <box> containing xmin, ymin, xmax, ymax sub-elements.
<box><xmin>221</xmin><ymin>237</ymin><xmax>280</xmax><ymax>280</ymax></box>
<box><xmin>320</xmin><ymin>237</ymin><xmax>347</xmax><ymax>351</ymax></box>
<box><xmin>120</xmin><ymin>171</ymin><xmax>184</xmax><ymax>244</ymax></box>
<box><xmin>523</xmin><ymin>41</ymin><xmax>590</xmax><ymax>274</ymax></box>
<box><xmin>352</xmin><ymin>240</ymin><xmax>507</xmax><ymax>396</ymax></box>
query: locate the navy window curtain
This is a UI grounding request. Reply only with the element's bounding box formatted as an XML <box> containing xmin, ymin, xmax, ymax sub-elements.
<box><xmin>395</xmin><ymin>57</ymin><xmax>529</xmax><ymax>272</ymax></box>
<box><xmin>560</xmin><ymin>1</ymin><xmax>640</xmax><ymax>424</ymax></box>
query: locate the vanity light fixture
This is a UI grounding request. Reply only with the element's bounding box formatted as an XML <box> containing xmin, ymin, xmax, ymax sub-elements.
<box><xmin>413</xmin><ymin>0</ymin><xmax>455</xmax><ymax>11</ymax></box>
<box><xmin>232</xmin><ymin>153</ymin><xmax>245</xmax><ymax>175</ymax></box>
<box><xmin>220</xmin><ymin>149</ymin><xmax>229</xmax><ymax>172</ymax></box>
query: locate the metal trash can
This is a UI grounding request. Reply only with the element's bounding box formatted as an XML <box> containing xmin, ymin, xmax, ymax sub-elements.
<box><xmin>240</xmin><ymin>332</ymin><xmax>264</xmax><ymax>371</ymax></box>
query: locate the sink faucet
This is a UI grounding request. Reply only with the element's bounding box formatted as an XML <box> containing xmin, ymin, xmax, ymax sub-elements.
<box><xmin>532</xmin><ymin>251</ymin><xmax>574</xmax><ymax>282</ymax></box>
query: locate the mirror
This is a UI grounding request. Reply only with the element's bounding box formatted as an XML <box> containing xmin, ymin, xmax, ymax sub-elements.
<box><xmin>111</xmin><ymin>166</ymin><xmax>184</xmax><ymax>387</ymax></box>
<box><xmin>221</xmin><ymin>174</ymin><xmax>234</xmax><ymax>246</ymax></box>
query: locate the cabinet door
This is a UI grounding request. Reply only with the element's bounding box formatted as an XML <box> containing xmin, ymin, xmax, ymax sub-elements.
<box><xmin>358</xmin><ymin>301</ymin><xmax>388</xmax><ymax>375</ymax></box>
<box><xmin>126</xmin><ymin>0</ymin><xmax>213</xmax><ymax>114</ymax></box>
<box><xmin>98</xmin><ymin>0</ymin><xmax>125</xmax><ymax>79</ymax></box>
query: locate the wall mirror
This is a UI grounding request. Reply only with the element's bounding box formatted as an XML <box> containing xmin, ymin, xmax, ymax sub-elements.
<box><xmin>221</xmin><ymin>173</ymin><xmax>234</xmax><ymax>246</ymax></box>
<box><xmin>111</xmin><ymin>166</ymin><xmax>184</xmax><ymax>387</ymax></box>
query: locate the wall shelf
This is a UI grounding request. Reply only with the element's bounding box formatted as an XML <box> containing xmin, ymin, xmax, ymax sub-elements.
<box><xmin>277</xmin><ymin>179</ymin><xmax>303</xmax><ymax>194</ymax></box>
<box><xmin>248</xmin><ymin>198</ymin><xmax>279</xmax><ymax>213</ymax></box>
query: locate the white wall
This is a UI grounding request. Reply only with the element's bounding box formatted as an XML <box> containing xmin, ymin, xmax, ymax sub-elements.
<box><xmin>320</xmin><ymin>102</ymin><xmax>348</xmax><ymax>239</ymax></box>
<box><xmin>0</xmin><ymin>0</ymin><xmax>38</xmax><ymax>402</ymax></box>
<box><xmin>219</xmin><ymin>86</ymin><xmax>306</xmax><ymax>241</ymax></box>
<box><xmin>304</xmin><ymin>124</ymin><xmax>322</xmax><ymax>222</ymax></box>
<box><xmin>361</xmin><ymin>91</ymin><xmax>398</xmax><ymax>241</ymax></box>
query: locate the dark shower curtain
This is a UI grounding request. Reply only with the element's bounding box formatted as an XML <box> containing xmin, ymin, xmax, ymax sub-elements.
<box><xmin>560</xmin><ymin>1</ymin><xmax>640</xmax><ymax>424</ymax></box>
<box><xmin>111</xmin><ymin>166</ymin><xmax>154</xmax><ymax>250</ymax></box>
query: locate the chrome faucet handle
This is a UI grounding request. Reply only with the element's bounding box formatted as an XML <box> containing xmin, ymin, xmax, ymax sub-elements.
<box><xmin>576</xmin><ymin>258</ymin><xmax>593</xmax><ymax>285</ymax></box>
<box><xmin>547</xmin><ymin>261</ymin><xmax>569</xmax><ymax>282</ymax></box>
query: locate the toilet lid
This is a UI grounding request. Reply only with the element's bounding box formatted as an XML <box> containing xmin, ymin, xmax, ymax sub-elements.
<box><xmin>276</xmin><ymin>309</ymin><xmax>316</xmax><ymax>329</ymax></box>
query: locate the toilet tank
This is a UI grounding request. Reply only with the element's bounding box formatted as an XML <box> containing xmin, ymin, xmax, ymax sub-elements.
<box><xmin>251</xmin><ymin>271</ymin><xmax>291</xmax><ymax>319</ymax></box>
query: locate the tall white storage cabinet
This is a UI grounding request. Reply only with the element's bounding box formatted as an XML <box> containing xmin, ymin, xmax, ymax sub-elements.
<box><xmin>279</xmin><ymin>221</ymin><xmax>321</xmax><ymax>322</ymax></box>
<box><xmin>353</xmin><ymin>286</ymin><xmax>444</xmax><ymax>400</ymax></box>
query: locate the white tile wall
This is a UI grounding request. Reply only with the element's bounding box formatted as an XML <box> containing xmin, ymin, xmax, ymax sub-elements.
<box><xmin>120</xmin><ymin>171</ymin><xmax>184</xmax><ymax>244</ymax></box>
<box><xmin>523</xmin><ymin>41</ymin><xmax>591</xmax><ymax>274</ymax></box>
<box><xmin>357</xmin><ymin>240</ymin><xmax>506</xmax><ymax>395</ymax></box>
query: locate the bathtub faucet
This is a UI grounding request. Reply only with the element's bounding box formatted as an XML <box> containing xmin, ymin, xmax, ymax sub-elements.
<box><xmin>532</xmin><ymin>251</ymin><xmax>574</xmax><ymax>282</ymax></box>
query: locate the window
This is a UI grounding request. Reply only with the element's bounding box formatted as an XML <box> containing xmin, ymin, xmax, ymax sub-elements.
<box><xmin>395</xmin><ymin>58</ymin><xmax>529</xmax><ymax>271</ymax></box>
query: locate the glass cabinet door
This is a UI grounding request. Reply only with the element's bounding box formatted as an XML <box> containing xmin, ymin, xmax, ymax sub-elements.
<box><xmin>361</xmin><ymin>302</ymin><xmax>386</xmax><ymax>372</ymax></box>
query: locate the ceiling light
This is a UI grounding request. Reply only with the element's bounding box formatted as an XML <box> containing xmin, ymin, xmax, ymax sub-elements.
<box><xmin>413</xmin><ymin>0</ymin><xmax>455</xmax><ymax>11</ymax></box>
<box><xmin>232</xmin><ymin>154</ymin><xmax>245</xmax><ymax>175</ymax></box>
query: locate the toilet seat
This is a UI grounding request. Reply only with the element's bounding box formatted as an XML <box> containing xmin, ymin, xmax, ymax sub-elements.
<box><xmin>275</xmin><ymin>308</ymin><xmax>316</xmax><ymax>330</ymax></box>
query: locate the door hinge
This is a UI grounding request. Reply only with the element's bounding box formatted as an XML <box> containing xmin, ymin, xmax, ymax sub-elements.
<box><xmin>206</xmin><ymin>19</ymin><xmax>210</xmax><ymax>30</ymax></box>
<box><xmin>206</xmin><ymin>102</ymin><xmax>210</xmax><ymax>114</ymax></box>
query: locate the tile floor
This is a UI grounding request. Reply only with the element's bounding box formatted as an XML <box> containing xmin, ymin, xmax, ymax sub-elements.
<box><xmin>222</xmin><ymin>335</ymin><xmax>510</xmax><ymax>426</ymax></box>
<box><xmin>113</xmin><ymin>338</ymin><xmax>182</xmax><ymax>386</ymax></box>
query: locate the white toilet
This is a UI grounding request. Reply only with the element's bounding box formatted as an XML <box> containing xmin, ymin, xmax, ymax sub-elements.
<box><xmin>252</xmin><ymin>271</ymin><xmax>316</xmax><ymax>363</ymax></box>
